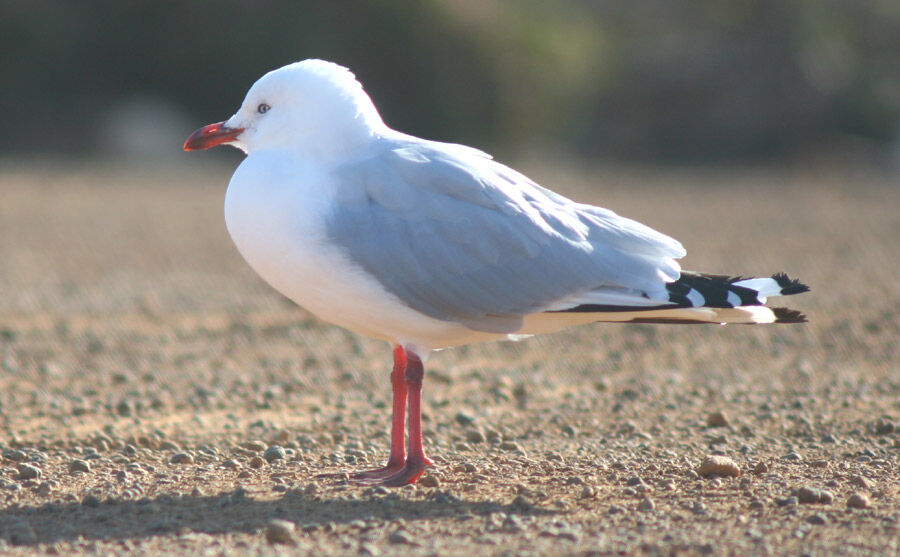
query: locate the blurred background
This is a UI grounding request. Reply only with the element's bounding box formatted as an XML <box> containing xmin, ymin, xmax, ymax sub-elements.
<box><xmin>1</xmin><ymin>0</ymin><xmax>898</xmax><ymax>166</ymax></box>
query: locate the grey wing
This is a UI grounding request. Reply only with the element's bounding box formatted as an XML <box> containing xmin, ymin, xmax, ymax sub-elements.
<box><xmin>326</xmin><ymin>141</ymin><xmax>685</xmax><ymax>333</ymax></box>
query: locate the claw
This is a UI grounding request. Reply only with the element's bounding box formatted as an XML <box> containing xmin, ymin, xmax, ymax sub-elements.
<box><xmin>349</xmin><ymin>461</ymin><xmax>408</xmax><ymax>482</ymax></box>
<box><xmin>357</xmin><ymin>459</ymin><xmax>427</xmax><ymax>487</ymax></box>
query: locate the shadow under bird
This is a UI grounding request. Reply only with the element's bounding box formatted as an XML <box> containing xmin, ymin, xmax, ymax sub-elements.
<box><xmin>184</xmin><ymin>59</ymin><xmax>809</xmax><ymax>486</ymax></box>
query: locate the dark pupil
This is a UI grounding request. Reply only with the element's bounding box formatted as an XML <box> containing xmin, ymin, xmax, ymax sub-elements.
<box><xmin>259</xmin><ymin>104</ymin><xmax>269</xmax><ymax>113</ymax></box>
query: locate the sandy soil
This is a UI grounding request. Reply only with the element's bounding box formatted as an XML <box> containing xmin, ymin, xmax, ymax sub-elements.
<box><xmin>0</xmin><ymin>161</ymin><xmax>897</xmax><ymax>555</ymax></box>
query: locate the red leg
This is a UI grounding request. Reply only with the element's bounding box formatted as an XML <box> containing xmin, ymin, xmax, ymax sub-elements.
<box><xmin>348</xmin><ymin>345</ymin><xmax>408</xmax><ymax>479</ymax></box>
<box><xmin>318</xmin><ymin>345</ymin><xmax>408</xmax><ymax>480</ymax></box>
<box><xmin>365</xmin><ymin>349</ymin><xmax>431</xmax><ymax>486</ymax></box>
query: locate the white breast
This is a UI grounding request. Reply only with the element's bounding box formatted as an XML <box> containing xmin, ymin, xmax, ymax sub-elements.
<box><xmin>223</xmin><ymin>151</ymin><xmax>493</xmax><ymax>352</ymax></box>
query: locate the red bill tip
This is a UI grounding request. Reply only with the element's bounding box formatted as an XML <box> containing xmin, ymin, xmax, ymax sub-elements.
<box><xmin>183</xmin><ymin>122</ymin><xmax>244</xmax><ymax>151</ymax></box>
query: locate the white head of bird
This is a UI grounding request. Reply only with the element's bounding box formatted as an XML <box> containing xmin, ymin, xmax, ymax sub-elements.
<box><xmin>184</xmin><ymin>60</ymin><xmax>386</xmax><ymax>159</ymax></box>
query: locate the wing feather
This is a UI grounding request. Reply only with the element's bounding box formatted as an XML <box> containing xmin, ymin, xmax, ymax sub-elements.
<box><xmin>325</xmin><ymin>140</ymin><xmax>684</xmax><ymax>333</ymax></box>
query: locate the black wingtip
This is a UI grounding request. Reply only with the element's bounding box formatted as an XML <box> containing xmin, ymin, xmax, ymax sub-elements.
<box><xmin>772</xmin><ymin>307</ymin><xmax>808</xmax><ymax>323</ymax></box>
<box><xmin>772</xmin><ymin>272</ymin><xmax>810</xmax><ymax>296</ymax></box>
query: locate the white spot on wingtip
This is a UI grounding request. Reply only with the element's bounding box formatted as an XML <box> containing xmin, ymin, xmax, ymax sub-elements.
<box><xmin>686</xmin><ymin>288</ymin><xmax>705</xmax><ymax>307</ymax></box>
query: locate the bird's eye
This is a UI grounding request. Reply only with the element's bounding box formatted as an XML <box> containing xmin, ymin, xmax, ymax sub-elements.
<box><xmin>257</xmin><ymin>103</ymin><xmax>271</xmax><ymax>114</ymax></box>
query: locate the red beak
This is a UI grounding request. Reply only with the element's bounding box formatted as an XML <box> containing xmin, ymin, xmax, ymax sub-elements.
<box><xmin>183</xmin><ymin>122</ymin><xmax>245</xmax><ymax>151</ymax></box>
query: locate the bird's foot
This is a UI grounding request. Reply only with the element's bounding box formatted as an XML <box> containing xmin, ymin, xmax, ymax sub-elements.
<box><xmin>316</xmin><ymin>459</ymin><xmax>407</xmax><ymax>482</ymax></box>
<box><xmin>355</xmin><ymin>458</ymin><xmax>427</xmax><ymax>487</ymax></box>
<box><xmin>349</xmin><ymin>461</ymin><xmax>409</xmax><ymax>481</ymax></box>
<box><xmin>317</xmin><ymin>455</ymin><xmax>434</xmax><ymax>485</ymax></box>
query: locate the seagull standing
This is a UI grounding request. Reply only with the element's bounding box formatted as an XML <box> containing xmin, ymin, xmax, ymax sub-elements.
<box><xmin>184</xmin><ymin>59</ymin><xmax>808</xmax><ymax>486</ymax></box>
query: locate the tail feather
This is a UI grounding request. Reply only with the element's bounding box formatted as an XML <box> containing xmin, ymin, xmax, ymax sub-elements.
<box><xmin>668</xmin><ymin>271</ymin><xmax>809</xmax><ymax>307</ymax></box>
<box><xmin>771</xmin><ymin>307</ymin><xmax>808</xmax><ymax>324</ymax></box>
<box><xmin>549</xmin><ymin>271</ymin><xmax>809</xmax><ymax>325</ymax></box>
<box><xmin>771</xmin><ymin>272</ymin><xmax>811</xmax><ymax>296</ymax></box>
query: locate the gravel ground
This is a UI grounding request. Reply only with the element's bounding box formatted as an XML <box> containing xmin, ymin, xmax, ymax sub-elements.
<box><xmin>0</xmin><ymin>162</ymin><xmax>897</xmax><ymax>555</ymax></box>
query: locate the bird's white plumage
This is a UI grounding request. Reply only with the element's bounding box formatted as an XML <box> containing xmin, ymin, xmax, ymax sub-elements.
<box><xmin>224</xmin><ymin>149</ymin><xmax>502</xmax><ymax>352</ymax></box>
<box><xmin>215</xmin><ymin>60</ymin><xmax>793</xmax><ymax>351</ymax></box>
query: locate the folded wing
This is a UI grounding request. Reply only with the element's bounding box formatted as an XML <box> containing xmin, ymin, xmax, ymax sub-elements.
<box><xmin>325</xmin><ymin>139</ymin><xmax>686</xmax><ymax>333</ymax></box>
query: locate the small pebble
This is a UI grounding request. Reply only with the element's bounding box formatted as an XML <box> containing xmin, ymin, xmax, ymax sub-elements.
<box><xmin>709</xmin><ymin>434</ymin><xmax>728</xmax><ymax>445</ymax></box>
<box><xmin>454</xmin><ymin>412</ymin><xmax>476</xmax><ymax>427</ymax></box>
<box><xmin>796</xmin><ymin>487</ymin><xmax>820</xmax><ymax>503</ymax></box>
<box><xmin>637</xmin><ymin>497</ymin><xmax>655</xmax><ymax>511</ymax></box>
<box><xmin>388</xmin><ymin>529</ymin><xmax>417</xmax><ymax>545</ymax></box>
<box><xmin>159</xmin><ymin>441</ymin><xmax>180</xmax><ymax>451</ymax></box>
<box><xmin>265</xmin><ymin>519</ymin><xmax>297</xmax><ymax>545</ymax></box>
<box><xmin>115</xmin><ymin>399</ymin><xmax>134</xmax><ymax>416</ymax></box>
<box><xmin>465</xmin><ymin>430</ymin><xmax>485</xmax><ymax>443</ymax></box>
<box><xmin>752</xmin><ymin>462</ymin><xmax>768</xmax><ymax>474</ymax></box>
<box><xmin>806</xmin><ymin>513</ymin><xmax>827</xmax><ymax>525</ymax></box>
<box><xmin>797</xmin><ymin>486</ymin><xmax>833</xmax><ymax>504</ymax></box>
<box><xmin>359</xmin><ymin>541</ymin><xmax>380</xmax><ymax>555</ymax></box>
<box><xmin>169</xmin><ymin>453</ymin><xmax>194</xmax><ymax>465</ymax></box>
<box><xmin>698</xmin><ymin>455</ymin><xmax>741</xmax><ymax>478</ymax></box>
<box><xmin>264</xmin><ymin>445</ymin><xmax>286</xmax><ymax>462</ymax></box>
<box><xmin>847</xmin><ymin>493</ymin><xmax>872</xmax><ymax>509</ymax></box>
<box><xmin>272</xmin><ymin>430</ymin><xmax>291</xmax><ymax>444</ymax></box>
<box><xmin>243</xmin><ymin>440</ymin><xmax>268</xmax><ymax>452</ymax></box>
<box><xmin>249</xmin><ymin>456</ymin><xmax>266</xmax><ymax>468</ymax></box>
<box><xmin>418</xmin><ymin>474</ymin><xmax>440</xmax><ymax>487</ymax></box>
<box><xmin>222</xmin><ymin>459</ymin><xmax>241</xmax><ymax>469</ymax></box>
<box><xmin>707</xmin><ymin>411</ymin><xmax>730</xmax><ymax>428</ymax></box>
<box><xmin>850</xmin><ymin>475</ymin><xmax>872</xmax><ymax>489</ymax></box>
<box><xmin>3</xmin><ymin>449</ymin><xmax>27</xmax><ymax>463</ymax></box>
<box><xmin>17</xmin><ymin>464</ymin><xmax>42</xmax><ymax>480</ymax></box>
<box><xmin>499</xmin><ymin>441</ymin><xmax>522</xmax><ymax>452</ymax></box>
<box><xmin>874</xmin><ymin>418</ymin><xmax>894</xmax><ymax>435</ymax></box>
<box><xmin>68</xmin><ymin>459</ymin><xmax>91</xmax><ymax>474</ymax></box>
